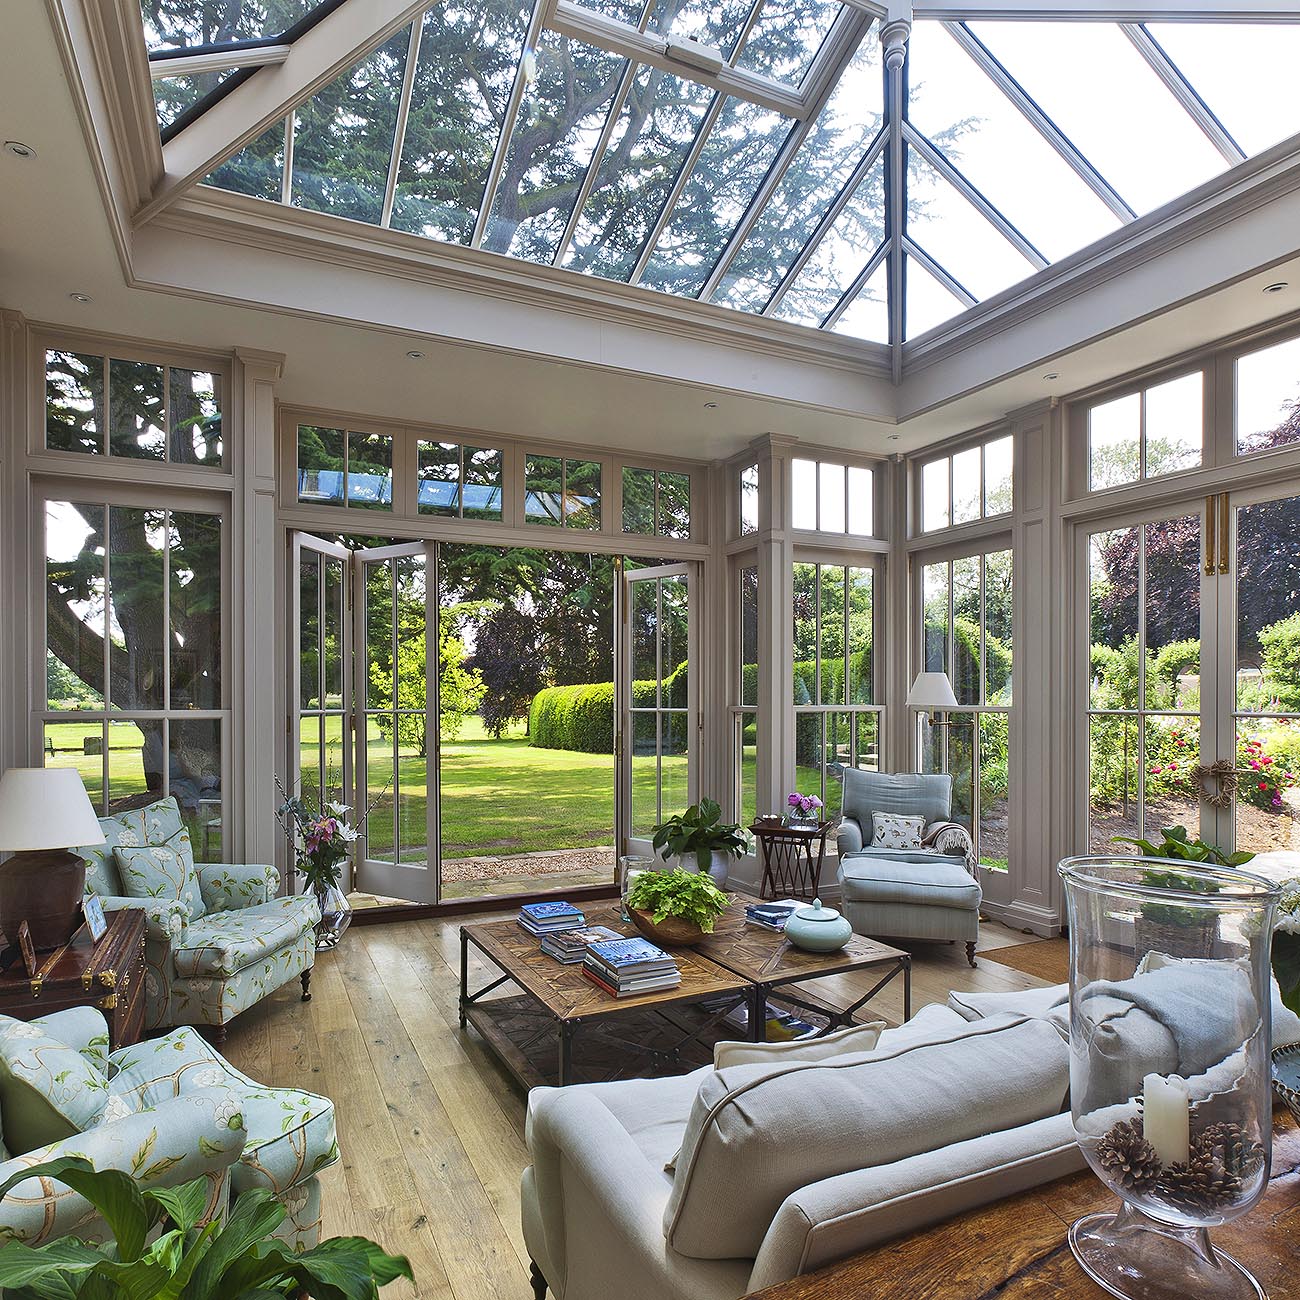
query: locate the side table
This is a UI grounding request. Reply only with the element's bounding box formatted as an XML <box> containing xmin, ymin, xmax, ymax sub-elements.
<box><xmin>751</xmin><ymin>819</ymin><xmax>838</xmax><ymax>900</ymax></box>
<box><xmin>0</xmin><ymin>909</ymin><xmax>147</xmax><ymax>1049</ymax></box>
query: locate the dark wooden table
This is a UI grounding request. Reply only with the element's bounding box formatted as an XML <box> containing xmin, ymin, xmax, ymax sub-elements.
<box><xmin>751</xmin><ymin>820</ymin><xmax>838</xmax><ymax>900</ymax></box>
<box><xmin>694</xmin><ymin>907</ymin><xmax>911</xmax><ymax>1027</ymax></box>
<box><xmin>0</xmin><ymin>909</ymin><xmax>146</xmax><ymax>1049</ymax></box>
<box><xmin>745</xmin><ymin>1110</ymin><xmax>1300</xmax><ymax>1299</ymax></box>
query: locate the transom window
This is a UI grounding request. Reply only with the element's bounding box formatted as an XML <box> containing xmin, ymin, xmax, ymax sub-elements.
<box><xmin>1236</xmin><ymin>335</ymin><xmax>1300</xmax><ymax>458</ymax></box>
<box><xmin>417</xmin><ymin>441</ymin><xmax>505</xmax><ymax>520</ymax></box>
<box><xmin>739</xmin><ymin>462</ymin><xmax>760</xmax><ymax>535</ymax></box>
<box><xmin>919</xmin><ymin>434</ymin><xmax>1012</xmax><ymax>533</ymax></box>
<box><xmin>622</xmin><ymin>467</ymin><xmax>691</xmax><ymax>538</ymax></box>
<box><xmin>297</xmin><ymin>426</ymin><xmax>394</xmax><ymax>510</ymax></box>
<box><xmin>1087</xmin><ymin>371</ymin><xmax>1202</xmax><ymax>492</ymax></box>
<box><xmin>791</xmin><ymin>458</ymin><xmax>873</xmax><ymax>536</ymax></box>
<box><xmin>525</xmin><ymin>455</ymin><xmax>602</xmax><ymax>529</ymax></box>
<box><xmin>45</xmin><ymin>349</ymin><xmax>224</xmax><ymax>468</ymax></box>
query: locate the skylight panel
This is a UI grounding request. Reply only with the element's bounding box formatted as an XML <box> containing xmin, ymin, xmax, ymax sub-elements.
<box><xmin>966</xmin><ymin>21</ymin><xmax>1226</xmax><ymax>216</ymax></box>
<box><xmin>1144</xmin><ymin>23</ymin><xmax>1300</xmax><ymax>158</ymax></box>
<box><xmin>390</xmin><ymin>0</ymin><xmax>534</xmax><ymax>245</ymax></box>
<box><xmin>772</xmin><ymin>154</ymin><xmax>885</xmax><ymax>326</ymax></box>
<box><xmin>568</xmin><ymin>0</ymin><xmax>646</xmax><ymax>25</ymax></box>
<box><xmin>734</xmin><ymin>0</ymin><xmax>842</xmax><ymax>88</ymax></box>
<box><xmin>646</xmin><ymin>0</ymin><xmax>757</xmax><ymax>62</ymax></box>
<box><xmin>290</xmin><ymin>27</ymin><xmax>412</xmax><ymax>225</ymax></box>
<box><xmin>905</xmin><ymin>254</ymin><xmax>966</xmax><ymax>340</ymax></box>
<box><xmin>829</xmin><ymin>260</ymin><xmax>888</xmax><ymax>343</ymax></box>
<box><xmin>639</xmin><ymin>96</ymin><xmax>794</xmax><ymax>297</ymax></box>
<box><xmin>153</xmin><ymin>67</ymin><xmax>242</xmax><ymax>130</ymax></box>
<box><xmin>140</xmin><ymin>0</ymin><xmax>326</xmax><ymax>52</ymax></box>
<box><xmin>711</xmin><ymin>30</ymin><xmax>882</xmax><ymax>312</ymax></box>
<box><xmin>206</xmin><ymin>118</ymin><xmax>287</xmax><ymax>201</ymax></box>
<box><xmin>562</xmin><ymin>64</ymin><xmax>716</xmax><ymax>281</ymax></box>
<box><xmin>906</xmin><ymin>21</ymin><xmax>1119</xmax><ymax>263</ymax></box>
<box><xmin>482</xmin><ymin>33</ymin><xmax>628</xmax><ymax>263</ymax></box>
<box><xmin>905</xmin><ymin>153</ymin><xmax>1037</xmax><ymax>302</ymax></box>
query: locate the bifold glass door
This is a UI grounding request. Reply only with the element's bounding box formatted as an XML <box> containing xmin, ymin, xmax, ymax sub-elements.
<box><xmin>619</xmin><ymin>563</ymin><xmax>697</xmax><ymax>855</ymax></box>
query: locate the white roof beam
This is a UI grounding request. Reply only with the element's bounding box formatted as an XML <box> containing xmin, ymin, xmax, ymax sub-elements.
<box><xmin>138</xmin><ymin>0</ymin><xmax>432</xmax><ymax>226</ymax></box>
<box><xmin>902</xmin><ymin>235</ymin><xmax>978</xmax><ymax>306</ymax></box>
<box><xmin>381</xmin><ymin>19</ymin><xmax>424</xmax><ymax>228</ymax></box>
<box><xmin>822</xmin><ymin>239</ymin><xmax>890</xmax><ymax>329</ymax></box>
<box><xmin>149</xmin><ymin>46</ymin><xmax>291</xmax><ymax>78</ymax></box>
<box><xmin>915</xmin><ymin>3</ymin><xmax>1300</xmax><ymax>18</ymax></box>
<box><xmin>883</xmin><ymin>16</ymin><xmax>907</xmax><ymax>382</ymax></box>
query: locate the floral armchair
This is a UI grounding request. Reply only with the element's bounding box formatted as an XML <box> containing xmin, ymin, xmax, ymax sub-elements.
<box><xmin>0</xmin><ymin>1007</ymin><xmax>338</xmax><ymax>1251</ymax></box>
<box><xmin>76</xmin><ymin>798</ymin><xmax>319</xmax><ymax>1042</ymax></box>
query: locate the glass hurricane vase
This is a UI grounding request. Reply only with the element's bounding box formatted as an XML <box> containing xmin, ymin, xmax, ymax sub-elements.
<box><xmin>303</xmin><ymin>876</ymin><xmax>352</xmax><ymax>951</ymax></box>
<box><xmin>1059</xmin><ymin>857</ymin><xmax>1280</xmax><ymax>1300</ymax></box>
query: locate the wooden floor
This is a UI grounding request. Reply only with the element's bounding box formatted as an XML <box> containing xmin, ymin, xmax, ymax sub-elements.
<box><xmin>220</xmin><ymin>915</ymin><xmax>1053</xmax><ymax>1300</ymax></box>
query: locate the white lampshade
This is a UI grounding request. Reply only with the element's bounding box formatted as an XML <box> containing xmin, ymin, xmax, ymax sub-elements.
<box><xmin>906</xmin><ymin>671</ymin><xmax>958</xmax><ymax>710</ymax></box>
<box><xmin>0</xmin><ymin>768</ymin><xmax>105</xmax><ymax>852</ymax></box>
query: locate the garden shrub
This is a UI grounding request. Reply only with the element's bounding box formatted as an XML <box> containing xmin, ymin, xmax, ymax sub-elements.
<box><xmin>529</xmin><ymin>663</ymin><xmax>688</xmax><ymax>754</ymax></box>
<box><xmin>1260</xmin><ymin>613</ymin><xmax>1300</xmax><ymax>712</ymax></box>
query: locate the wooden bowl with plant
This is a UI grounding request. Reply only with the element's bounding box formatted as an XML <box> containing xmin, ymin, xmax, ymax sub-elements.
<box><xmin>625</xmin><ymin>868</ymin><xmax>729</xmax><ymax>947</ymax></box>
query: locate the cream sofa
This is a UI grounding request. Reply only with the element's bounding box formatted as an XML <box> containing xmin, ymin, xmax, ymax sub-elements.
<box><xmin>521</xmin><ymin>1007</ymin><xmax>1082</xmax><ymax>1300</ymax></box>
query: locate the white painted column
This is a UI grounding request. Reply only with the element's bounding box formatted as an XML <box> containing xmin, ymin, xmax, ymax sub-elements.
<box><xmin>234</xmin><ymin>349</ymin><xmax>284</xmax><ymax>872</ymax></box>
<box><xmin>0</xmin><ymin>311</ymin><xmax>29</xmax><ymax>774</ymax></box>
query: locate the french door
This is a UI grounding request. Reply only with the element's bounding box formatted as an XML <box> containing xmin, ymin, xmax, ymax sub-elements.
<box><xmin>1082</xmin><ymin>485</ymin><xmax>1300</xmax><ymax>865</ymax></box>
<box><xmin>618</xmin><ymin>562</ymin><xmax>699</xmax><ymax>857</ymax></box>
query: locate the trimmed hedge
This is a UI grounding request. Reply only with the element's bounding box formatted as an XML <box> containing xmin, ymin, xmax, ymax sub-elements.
<box><xmin>529</xmin><ymin>663</ymin><xmax>689</xmax><ymax>754</ymax></box>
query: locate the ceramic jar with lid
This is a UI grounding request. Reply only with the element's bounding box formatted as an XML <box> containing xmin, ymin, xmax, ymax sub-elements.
<box><xmin>783</xmin><ymin>898</ymin><xmax>853</xmax><ymax>952</ymax></box>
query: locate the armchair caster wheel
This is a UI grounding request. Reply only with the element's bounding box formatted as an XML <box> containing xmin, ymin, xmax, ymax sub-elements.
<box><xmin>529</xmin><ymin>1260</ymin><xmax>548</xmax><ymax>1299</ymax></box>
<box><xmin>966</xmin><ymin>942</ymin><xmax>978</xmax><ymax>968</ymax></box>
<box><xmin>301</xmin><ymin>970</ymin><xmax>313</xmax><ymax>1002</ymax></box>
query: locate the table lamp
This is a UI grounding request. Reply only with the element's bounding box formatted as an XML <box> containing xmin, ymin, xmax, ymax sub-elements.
<box><xmin>0</xmin><ymin>768</ymin><xmax>105</xmax><ymax>950</ymax></box>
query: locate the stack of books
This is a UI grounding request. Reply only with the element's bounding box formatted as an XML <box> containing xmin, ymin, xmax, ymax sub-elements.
<box><xmin>583</xmin><ymin>936</ymin><xmax>681</xmax><ymax>998</ymax></box>
<box><xmin>745</xmin><ymin>898</ymin><xmax>802</xmax><ymax>932</ymax></box>
<box><xmin>540</xmin><ymin>925</ymin><xmax>623</xmax><ymax>964</ymax></box>
<box><xmin>517</xmin><ymin>900</ymin><xmax>586</xmax><ymax>937</ymax></box>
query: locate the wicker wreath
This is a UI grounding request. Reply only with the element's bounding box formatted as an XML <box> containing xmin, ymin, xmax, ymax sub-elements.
<box><xmin>1193</xmin><ymin>760</ymin><xmax>1238</xmax><ymax>810</ymax></box>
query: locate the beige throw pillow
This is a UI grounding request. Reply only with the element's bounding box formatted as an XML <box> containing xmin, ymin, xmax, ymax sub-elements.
<box><xmin>871</xmin><ymin>812</ymin><xmax>926</xmax><ymax>850</ymax></box>
<box><xmin>712</xmin><ymin>1021</ymin><xmax>885</xmax><ymax>1070</ymax></box>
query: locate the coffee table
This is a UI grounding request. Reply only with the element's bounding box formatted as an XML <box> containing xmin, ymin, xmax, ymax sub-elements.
<box><xmin>694</xmin><ymin>908</ymin><xmax>912</xmax><ymax>1030</ymax></box>
<box><xmin>459</xmin><ymin>915</ymin><xmax>753</xmax><ymax>1087</ymax></box>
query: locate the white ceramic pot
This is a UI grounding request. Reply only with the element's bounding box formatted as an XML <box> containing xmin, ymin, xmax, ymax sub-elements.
<box><xmin>673</xmin><ymin>851</ymin><xmax>732</xmax><ymax>887</ymax></box>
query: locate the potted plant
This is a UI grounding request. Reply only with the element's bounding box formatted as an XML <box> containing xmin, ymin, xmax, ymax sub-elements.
<box><xmin>651</xmin><ymin>798</ymin><xmax>749</xmax><ymax>885</ymax></box>
<box><xmin>1113</xmin><ymin>825</ymin><xmax>1254</xmax><ymax>959</ymax></box>
<box><xmin>0</xmin><ymin>1155</ymin><xmax>412</xmax><ymax>1298</ymax></box>
<box><xmin>626</xmin><ymin>867</ymin><xmax>729</xmax><ymax>946</ymax></box>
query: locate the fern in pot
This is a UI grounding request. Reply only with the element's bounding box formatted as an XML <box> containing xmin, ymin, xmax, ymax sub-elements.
<box><xmin>651</xmin><ymin>799</ymin><xmax>749</xmax><ymax>886</ymax></box>
<box><xmin>626</xmin><ymin>868</ymin><xmax>729</xmax><ymax>947</ymax></box>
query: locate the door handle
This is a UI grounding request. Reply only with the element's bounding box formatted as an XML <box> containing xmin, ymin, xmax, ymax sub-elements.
<box><xmin>1204</xmin><ymin>496</ymin><xmax>1216</xmax><ymax>575</ymax></box>
<box><xmin>1218</xmin><ymin>494</ymin><xmax>1230</xmax><ymax>576</ymax></box>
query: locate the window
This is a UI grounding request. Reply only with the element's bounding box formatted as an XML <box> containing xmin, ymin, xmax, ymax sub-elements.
<box><xmin>792</xmin><ymin>561</ymin><xmax>878</xmax><ymax>820</ymax></box>
<box><xmin>42</xmin><ymin>499</ymin><xmax>228</xmax><ymax>859</ymax></box>
<box><xmin>1087</xmin><ymin>372</ymin><xmax>1202</xmax><ymax>491</ymax></box>
<box><xmin>918</xmin><ymin>548</ymin><xmax>1012</xmax><ymax>869</ymax></box>
<box><xmin>525</xmin><ymin>456</ymin><xmax>601</xmax><ymax>529</ymax></box>
<box><xmin>739</xmin><ymin>463</ymin><xmax>759</xmax><ymax>535</ymax></box>
<box><xmin>919</xmin><ymin>434</ymin><xmax>1013</xmax><ymax>532</ymax></box>
<box><xmin>417</xmin><ymin>441</ymin><xmax>504</xmax><ymax>520</ymax></box>
<box><xmin>296</xmin><ymin>426</ymin><xmax>394</xmax><ymax>509</ymax></box>
<box><xmin>622</xmin><ymin>468</ymin><xmax>691</xmax><ymax>538</ymax></box>
<box><xmin>791</xmin><ymin>458</ymin><xmax>874</xmax><ymax>535</ymax></box>
<box><xmin>45</xmin><ymin>350</ymin><xmax>224</xmax><ymax>467</ymax></box>
<box><xmin>1235</xmin><ymin>335</ymin><xmax>1300</xmax><ymax>457</ymax></box>
<box><xmin>733</xmin><ymin>564</ymin><xmax>760</xmax><ymax>825</ymax></box>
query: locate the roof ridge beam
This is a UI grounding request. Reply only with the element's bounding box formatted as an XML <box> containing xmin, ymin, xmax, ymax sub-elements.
<box><xmin>137</xmin><ymin>0</ymin><xmax>431</xmax><ymax>227</ymax></box>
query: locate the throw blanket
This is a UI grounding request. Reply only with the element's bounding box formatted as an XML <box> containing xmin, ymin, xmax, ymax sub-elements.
<box><xmin>922</xmin><ymin>820</ymin><xmax>977</xmax><ymax>875</ymax></box>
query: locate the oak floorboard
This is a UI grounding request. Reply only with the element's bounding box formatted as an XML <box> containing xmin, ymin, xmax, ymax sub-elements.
<box><xmin>221</xmin><ymin>914</ymin><xmax>1045</xmax><ymax>1300</ymax></box>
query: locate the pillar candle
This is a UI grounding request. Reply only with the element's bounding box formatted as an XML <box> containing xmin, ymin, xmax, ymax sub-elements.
<box><xmin>1142</xmin><ymin>1072</ymin><xmax>1189</xmax><ymax>1167</ymax></box>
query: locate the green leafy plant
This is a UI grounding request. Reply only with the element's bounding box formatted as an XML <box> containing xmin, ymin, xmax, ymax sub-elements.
<box><xmin>1272</xmin><ymin>879</ymin><xmax>1300</xmax><ymax>1017</ymax></box>
<box><xmin>651</xmin><ymin>799</ymin><xmax>748</xmax><ymax>870</ymax></box>
<box><xmin>0</xmin><ymin>1156</ymin><xmax>412</xmax><ymax>1300</ymax></box>
<box><xmin>626</xmin><ymin>868</ymin><xmax>728</xmax><ymax>933</ymax></box>
<box><xmin>1113</xmin><ymin>825</ymin><xmax>1254</xmax><ymax>929</ymax></box>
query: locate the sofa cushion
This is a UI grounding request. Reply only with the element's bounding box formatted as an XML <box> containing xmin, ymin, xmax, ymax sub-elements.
<box><xmin>842</xmin><ymin>846</ymin><xmax>968</xmax><ymax>867</ymax></box>
<box><xmin>0</xmin><ymin>1017</ymin><xmax>109</xmax><ymax>1153</ymax></box>
<box><xmin>108</xmin><ymin>1025</ymin><xmax>225</xmax><ymax>1110</ymax></box>
<box><xmin>842</xmin><ymin>771</ymin><xmax>952</xmax><ymax>833</ymax></box>
<box><xmin>663</xmin><ymin>1014</ymin><xmax>1069</xmax><ymax>1260</ymax></box>
<box><xmin>871</xmin><ymin>813</ymin><xmax>926</xmax><ymax>851</ymax></box>
<box><xmin>232</xmin><ymin>1085</ymin><xmax>339</xmax><ymax>1195</ymax></box>
<box><xmin>115</xmin><ymin>827</ymin><xmax>205</xmax><ymax>919</ymax></box>
<box><xmin>874</xmin><ymin>1003</ymin><xmax>970</xmax><ymax>1050</ymax></box>
<box><xmin>839</xmin><ymin>857</ymin><xmax>982</xmax><ymax>909</ymax></box>
<box><xmin>171</xmin><ymin>897</ymin><xmax>318</xmax><ymax>979</ymax></box>
<box><xmin>79</xmin><ymin>807</ymin><xmax>149</xmax><ymax>898</ymax></box>
<box><xmin>714</xmin><ymin>1021</ymin><xmax>885</xmax><ymax>1070</ymax></box>
<box><xmin>948</xmin><ymin>984</ymin><xmax>1069</xmax><ymax>1025</ymax></box>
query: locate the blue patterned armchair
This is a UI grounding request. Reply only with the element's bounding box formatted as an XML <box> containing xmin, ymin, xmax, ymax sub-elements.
<box><xmin>76</xmin><ymin>797</ymin><xmax>319</xmax><ymax>1042</ymax></box>
<box><xmin>0</xmin><ymin>1007</ymin><xmax>337</xmax><ymax>1250</ymax></box>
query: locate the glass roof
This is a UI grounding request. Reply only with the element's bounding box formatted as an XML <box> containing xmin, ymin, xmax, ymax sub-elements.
<box><xmin>140</xmin><ymin>2</ymin><xmax>1300</xmax><ymax>349</ymax></box>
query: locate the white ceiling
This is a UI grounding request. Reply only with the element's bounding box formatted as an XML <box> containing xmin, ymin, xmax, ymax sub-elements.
<box><xmin>4</xmin><ymin>2</ymin><xmax>1300</xmax><ymax>463</ymax></box>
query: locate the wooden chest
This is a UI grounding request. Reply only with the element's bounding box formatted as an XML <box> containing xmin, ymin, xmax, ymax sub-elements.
<box><xmin>0</xmin><ymin>909</ymin><xmax>147</xmax><ymax>1049</ymax></box>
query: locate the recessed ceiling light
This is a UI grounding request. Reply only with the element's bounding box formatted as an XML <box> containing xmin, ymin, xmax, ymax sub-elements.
<box><xmin>1042</xmin><ymin>371</ymin><xmax>1059</xmax><ymax>381</ymax></box>
<box><xmin>886</xmin><ymin>434</ymin><xmax>900</xmax><ymax>442</ymax></box>
<box><xmin>1263</xmin><ymin>281</ymin><xmax>1289</xmax><ymax>294</ymax></box>
<box><xmin>3</xmin><ymin>140</ymin><xmax>35</xmax><ymax>159</ymax></box>
<box><xmin>703</xmin><ymin>401</ymin><xmax>718</xmax><ymax>410</ymax></box>
<box><xmin>68</xmin><ymin>292</ymin><xmax>92</xmax><ymax>303</ymax></box>
<box><xmin>405</xmin><ymin>349</ymin><xmax>425</xmax><ymax>359</ymax></box>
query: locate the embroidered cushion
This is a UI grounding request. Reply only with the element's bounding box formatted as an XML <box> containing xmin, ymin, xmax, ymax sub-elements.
<box><xmin>870</xmin><ymin>812</ymin><xmax>926</xmax><ymax>850</ymax></box>
<box><xmin>114</xmin><ymin>827</ymin><xmax>206</xmax><ymax>920</ymax></box>
<box><xmin>0</xmin><ymin>1017</ymin><xmax>109</xmax><ymax>1153</ymax></box>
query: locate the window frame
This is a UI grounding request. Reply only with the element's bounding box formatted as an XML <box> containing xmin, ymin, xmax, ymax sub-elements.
<box><xmin>913</xmin><ymin>428</ymin><xmax>1014</xmax><ymax>537</ymax></box>
<box><xmin>789</xmin><ymin>453</ymin><xmax>879</xmax><ymax>539</ymax></box>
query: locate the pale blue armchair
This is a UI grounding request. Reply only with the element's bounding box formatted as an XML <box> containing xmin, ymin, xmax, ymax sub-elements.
<box><xmin>835</xmin><ymin>771</ymin><xmax>982</xmax><ymax>966</ymax></box>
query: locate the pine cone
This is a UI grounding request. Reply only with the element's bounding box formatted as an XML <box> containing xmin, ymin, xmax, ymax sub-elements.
<box><xmin>1095</xmin><ymin>1119</ymin><xmax>1162</xmax><ymax>1192</ymax></box>
<box><xmin>1193</xmin><ymin>1122</ymin><xmax>1265</xmax><ymax>1180</ymax></box>
<box><xmin>1158</xmin><ymin>1152</ymin><xmax>1243</xmax><ymax>1211</ymax></box>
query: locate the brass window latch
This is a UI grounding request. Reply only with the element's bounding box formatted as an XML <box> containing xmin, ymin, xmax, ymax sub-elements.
<box><xmin>1204</xmin><ymin>494</ymin><xmax>1231</xmax><ymax>575</ymax></box>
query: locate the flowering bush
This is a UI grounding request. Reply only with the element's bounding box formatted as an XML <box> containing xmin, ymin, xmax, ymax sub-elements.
<box><xmin>1238</xmin><ymin>729</ymin><xmax>1299</xmax><ymax>812</ymax></box>
<box><xmin>786</xmin><ymin>791</ymin><xmax>823</xmax><ymax>820</ymax></box>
